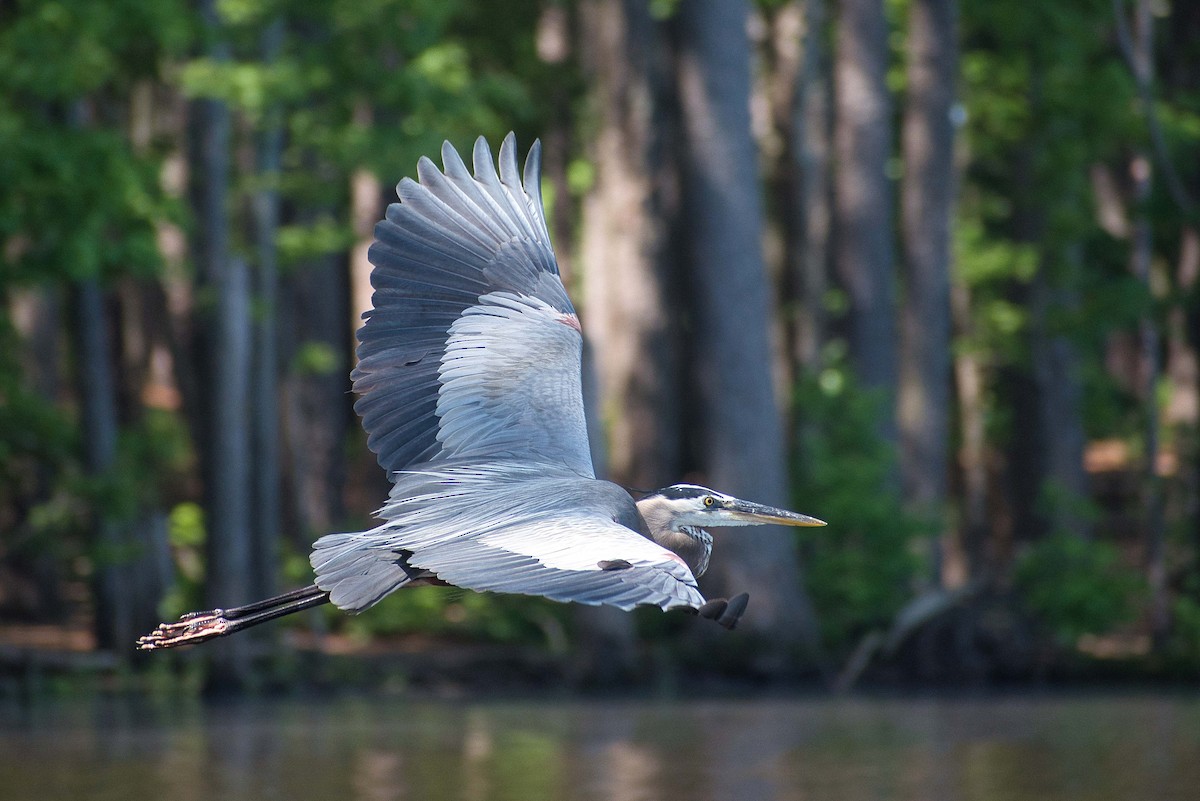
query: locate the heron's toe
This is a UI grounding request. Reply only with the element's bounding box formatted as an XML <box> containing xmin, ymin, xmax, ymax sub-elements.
<box><xmin>716</xmin><ymin>592</ymin><xmax>749</xmax><ymax>630</ymax></box>
<box><xmin>697</xmin><ymin>598</ymin><xmax>728</xmax><ymax>620</ymax></box>
<box><xmin>135</xmin><ymin>612</ymin><xmax>230</xmax><ymax>650</ymax></box>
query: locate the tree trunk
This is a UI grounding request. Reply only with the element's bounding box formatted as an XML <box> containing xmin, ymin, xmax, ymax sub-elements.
<box><xmin>951</xmin><ymin>281</ymin><xmax>989</xmax><ymax>580</ymax></box>
<box><xmin>1122</xmin><ymin>0</ymin><xmax>1167</xmax><ymax>648</ymax></box>
<box><xmin>350</xmin><ymin>100</ymin><xmax>380</xmax><ymax>337</ymax></box>
<box><xmin>71</xmin><ymin>279</ymin><xmax>133</xmax><ymax>655</ymax></box>
<box><xmin>899</xmin><ymin>0</ymin><xmax>956</xmax><ymax>585</ymax></box>
<box><xmin>113</xmin><ymin>280</ymin><xmax>178</xmax><ymax>639</ymax></box>
<box><xmin>209</xmin><ymin>253</ymin><xmax>254</xmax><ymax>611</ymax></box>
<box><xmin>1003</xmin><ymin>134</ymin><xmax>1090</xmax><ymax>550</ymax></box>
<box><xmin>794</xmin><ymin>0</ymin><xmax>833</xmax><ymax>372</ymax></box>
<box><xmin>1173</xmin><ymin>227</ymin><xmax>1200</xmax><ymax>591</ymax></box>
<box><xmin>279</xmin><ymin>246</ymin><xmax>350</xmax><ymax>541</ymax></box>
<box><xmin>675</xmin><ymin>0</ymin><xmax>821</xmax><ymax>658</ymax></box>
<box><xmin>579</xmin><ymin>0</ymin><xmax>682</xmax><ymax>492</ymax></box>
<box><xmin>761</xmin><ymin>0</ymin><xmax>832</xmax><ymax>382</ymax></box>
<box><xmin>67</xmin><ymin>100</ymin><xmax>135</xmax><ymax>657</ymax></box>
<box><xmin>250</xmin><ymin>16</ymin><xmax>285</xmax><ymax>604</ymax></box>
<box><xmin>833</xmin><ymin>0</ymin><xmax>897</xmax><ymax>436</ymax></box>
<box><xmin>192</xmin><ymin>0</ymin><xmax>253</xmax><ymax>684</ymax></box>
<box><xmin>576</xmin><ymin>0</ymin><xmax>680</xmax><ymax>680</ymax></box>
<box><xmin>1029</xmin><ymin>249</ymin><xmax>1090</xmax><ymax>541</ymax></box>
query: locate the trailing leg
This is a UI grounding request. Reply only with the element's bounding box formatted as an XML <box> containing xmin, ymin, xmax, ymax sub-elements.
<box><xmin>137</xmin><ymin>584</ymin><xmax>329</xmax><ymax>650</ymax></box>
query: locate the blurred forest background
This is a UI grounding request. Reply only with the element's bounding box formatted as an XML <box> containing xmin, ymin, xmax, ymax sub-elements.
<box><xmin>1</xmin><ymin>0</ymin><xmax>1199</xmax><ymax>692</ymax></box>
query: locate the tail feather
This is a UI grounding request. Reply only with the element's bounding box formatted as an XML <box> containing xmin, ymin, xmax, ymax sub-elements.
<box><xmin>311</xmin><ymin>533</ymin><xmax>415</xmax><ymax>612</ymax></box>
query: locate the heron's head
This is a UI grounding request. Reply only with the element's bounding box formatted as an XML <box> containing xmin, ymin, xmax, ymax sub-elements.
<box><xmin>637</xmin><ymin>484</ymin><xmax>826</xmax><ymax>533</ymax></box>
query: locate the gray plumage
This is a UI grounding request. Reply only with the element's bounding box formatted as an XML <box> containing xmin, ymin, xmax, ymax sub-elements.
<box><xmin>352</xmin><ymin>136</ymin><xmax>579</xmax><ymax>476</ymax></box>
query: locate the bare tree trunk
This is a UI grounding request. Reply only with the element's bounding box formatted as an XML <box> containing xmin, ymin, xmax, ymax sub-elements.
<box><xmin>899</xmin><ymin>0</ymin><xmax>956</xmax><ymax>585</ymax></box>
<box><xmin>761</xmin><ymin>1</ymin><xmax>831</xmax><ymax>382</ymax></box>
<box><xmin>113</xmin><ymin>281</ymin><xmax>176</xmax><ymax>638</ymax></box>
<box><xmin>675</xmin><ymin>0</ymin><xmax>821</xmax><ymax>658</ymax></box>
<box><xmin>951</xmin><ymin>282</ymin><xmax>989</xmax><ymax>581</ymax></box>
<box><xmin>579</xmin><ymin>0</ymin><xmax>682</xmax><ymax>491</ymax></box>
<box><xmin>536</xmin><ymin>2</ymin><xmax>577</xmax><ymax>285</ymax></box>
<box><xmin>193</xmin><ymin>0</ymin><xmax>252</xmax><ymax>684</ymax></box>
<box><xmin>209</xmin><ymin>252</ymin><xmax>254</xmax><ymax>611</ymax></box>
<box><xmin>833</xmin><ymin>0</ymin><xmax>897</xmax><ymax>434</ymax></box>
<box><xmin>1165</xmin><ymin>230</ymin><xmax>1199</xmax><ymax>432</ymax></box>
<box><xmin>71</xmin><ymin>279</ymin><xmax>133</xmax><ymax>655</ymax></box>
<box><xmin>793</xmin><ymin>0</ymin><xmax>833</xmax><ymax>372</ymax></box>
<box><xmin>350</xmin><ymin>100</ymin><xmax>380</xmax><ymax>339</ymax></box>
<box><xmin>66</xmin><ymin>100</ymin><xmax>135</xmax><ymax>657</ymax></box>
<box><xmin>1122</xmin><ymin>0</ymin><xmax>1168</xmax><ymax>648</ymax></box>
<box><xmin>250</xmin><ymin>16</ymin><xmax>285</xmax><ymax>604</ymax></box>
<box><xmin>279</xmin><ymin>246</ymin><xmax>350</xmax><ymax>541</ymax></box>
<box><xmin>1001</xmin><ymin>131</ymin><xmax>1090</xmax><ymax>550</ymax></box>
<box><xmin>576</xmin><ymin>0</ymin><xmax>680</xmax><ymax>680</ymax></box>
<box><xmin>1029</xmin><ymin>248</ymin><xmax>1090</xmax><ymax>541</ymax></box>
<box><xmin>1182</xmin><ymin>227</ymin><xmax>1200</xmax><ymax>588</ymax></box>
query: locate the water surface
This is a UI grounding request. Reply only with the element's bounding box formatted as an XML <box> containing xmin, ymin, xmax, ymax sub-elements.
<box><xmin>2</xmin><ymin>693</ymin><xmax>1197</xmax><ymax>801</ymax></box>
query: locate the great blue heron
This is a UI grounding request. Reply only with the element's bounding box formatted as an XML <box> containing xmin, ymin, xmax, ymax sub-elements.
<box><xmin>138</xmin><ymin>134</ymin><xmax>825</xmax><ymax>650</ymax></box>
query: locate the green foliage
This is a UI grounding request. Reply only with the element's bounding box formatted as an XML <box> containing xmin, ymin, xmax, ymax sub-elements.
<box><xmin>0</xmin><ymin>1</ymin><xmax>188</xmax><ymax>285</ymax></box>
<box><xmin>1169</xmin><ymin>585</ymin><xmax>1200</xmax><ymax>665</ymax></box>
<box><xmin>159</xmin><ymin>502</ymin><xmax>206</xmax><ymax>619</ymax></box>
<box><xmin>1013</xmin><ymin>533</ymin><xmax>1144</xmax><ymax>644</ymax></box>
<box><xmin>277</xmin><ymin>217</ymin><xmax>354</xmax><ymax>265</ymax></box>
<box><xmin>792</xmin><ymin>368</ymin><xmax>925</xmax><ymax>653</ymax></box>
<box><xmin>0</xmin><ymin>0</ymin><xmax>191</xmax><ymax>99</ymax></box>
<box><xmin>0</xmin><ymin>125</ymin><xmax>179</xmax><ymax>283</ymax></box>
<box><xmin>957</xmin><ymin>0</ymin><xmax>1140</xmax><ymax>322</ymax></box>
<box><xmin>343</xmin><ymin>586</ymin><xmax>569</xmax><ymax>646</ymax></box>
<box><xmin>63</xmin><ymin>410</ymin><xmax>195</xmax><ymax>528</ymax></box>
<box><xmin>291</xmin><ymin>341</ymin><xmax>341</xmax><ymax>376</ymax></box>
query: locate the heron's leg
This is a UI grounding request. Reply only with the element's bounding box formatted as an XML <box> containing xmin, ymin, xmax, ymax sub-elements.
<box><xmin>137</xmin><ymin>585</ymin><xmax>329</xmax><ymax>650</ymax></box>
<box><xmin>179</xmin><ymin>583</ymin><xmax>327</xmax><ymax>622</ymax></box>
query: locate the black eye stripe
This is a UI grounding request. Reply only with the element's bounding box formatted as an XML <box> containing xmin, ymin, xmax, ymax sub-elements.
<box><xmin>654</xmin><ymin>484</ymin><xmax>714</xmax><ymax>500</ymax></box>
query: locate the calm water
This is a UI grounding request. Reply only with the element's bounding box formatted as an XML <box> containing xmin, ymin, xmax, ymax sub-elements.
<box><xmin>1</xmin><ymin>693</ymin><xmax>1198</xmax><ymax>801</ymax></box>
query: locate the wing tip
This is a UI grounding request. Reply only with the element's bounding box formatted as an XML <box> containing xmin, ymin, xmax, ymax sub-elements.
<box><xmin>523</xmin><ymin>138</ymin><xmax>542</xmax><ymax>185</ymax></box>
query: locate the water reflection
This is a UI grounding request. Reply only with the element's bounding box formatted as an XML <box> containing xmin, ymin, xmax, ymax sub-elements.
<box><xmin>1</xmin><ymin>694</ymin><xmax>1198</xmax><ymax>801</ymax></box>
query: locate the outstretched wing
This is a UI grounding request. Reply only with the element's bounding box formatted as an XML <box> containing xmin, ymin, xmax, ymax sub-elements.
<box><xmin>354</xmin><ymin>133</ymin><xmax>593</xmax><ymax>479</ymax></box>
<box><xmin>412</xmin><ymin>516</ymin><xmax>706</xmax><ymax>611</ymax></box>
<box><xmin>311</xmin><ymin>467</ymin><xmax>707</xmax><ymax>614</ymax></box>
<box><xmin>312</xmin><ymin>515</ymin><xmax>704</xmax><ymax>614</ymax></box>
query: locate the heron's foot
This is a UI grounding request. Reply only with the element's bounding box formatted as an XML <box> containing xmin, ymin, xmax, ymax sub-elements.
<box><xmin>136</xmin><ymin>610</ymin><xmax>232</xmax><ymax>650</ymax></box>
<box><xmin>696</xmin><ymin>592</ymin><xmax>750</xmax><ymax>630</ymax></box>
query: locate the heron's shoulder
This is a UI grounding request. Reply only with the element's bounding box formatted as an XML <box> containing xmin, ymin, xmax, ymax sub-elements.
<box><xmin>505</xmin><ymin>472</ymin><xmax>639</xmax><ymax>523</ymax></box>
<box><xmin>581</xmin><ymin>479</ymin><xmax>647</xmax><ymax>535</ymax></box>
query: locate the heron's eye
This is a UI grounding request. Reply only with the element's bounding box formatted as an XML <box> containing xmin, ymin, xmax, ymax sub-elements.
<box><xmin>703</xmin><ymin>496</ymin><xmax>716</xmax><ymax>508</ymax></box>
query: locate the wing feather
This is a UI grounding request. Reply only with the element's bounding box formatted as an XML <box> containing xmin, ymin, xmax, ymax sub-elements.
<box><xmin>403</xmin><ymin>520</ymin><xmax>703</xmax><ymax>611</ymax></box>
<box><xmin>355</xmin><ymin>133</ymin><xmax>586</xmax><ymax>478</ymax></box>
<box><xmin>311</xmin><ymin>466</ymin><xmax>708</xmax><ymax>614</ymax></box>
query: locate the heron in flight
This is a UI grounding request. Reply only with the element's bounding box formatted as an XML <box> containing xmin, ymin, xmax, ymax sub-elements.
<box><xmin>138</xmin><ymin>134</ymin><xmax>824</xmax><ymax>650</ymax></box>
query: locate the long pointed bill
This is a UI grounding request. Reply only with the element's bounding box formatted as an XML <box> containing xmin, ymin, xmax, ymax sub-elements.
<box><xmin>725</xmin><ymin>499</ymin><xmax>826</xmax><ymax>527</ymax></box>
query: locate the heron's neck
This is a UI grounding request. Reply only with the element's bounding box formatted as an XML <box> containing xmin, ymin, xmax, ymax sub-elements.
<box><xmin>635</xmin><ymin>497</ymin><xmax>714</xmax><ymax>576</ymax></box>
<box><xmin>652</xmin><ymin>525</ymin><xmax>713</xmax><ymax>578</ymax></box>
